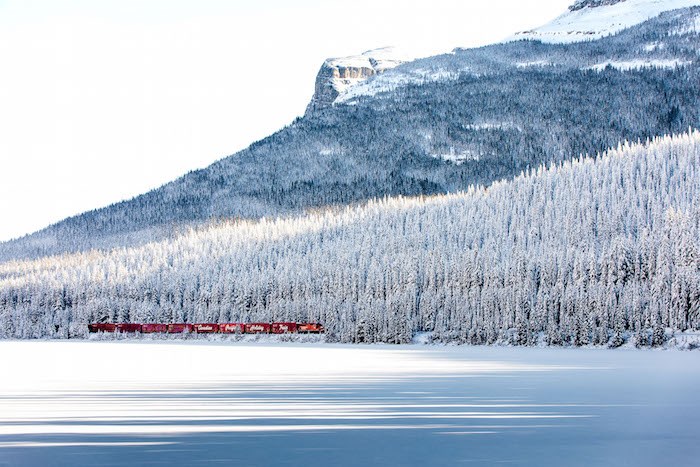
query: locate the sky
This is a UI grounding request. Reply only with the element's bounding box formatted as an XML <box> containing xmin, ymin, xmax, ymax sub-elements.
<box><xmin>0</xmin><ymin>0</ymin><xmax>571</xmax><ymax>242</ymax></box>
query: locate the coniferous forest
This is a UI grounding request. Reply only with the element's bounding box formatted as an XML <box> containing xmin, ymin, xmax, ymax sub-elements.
<box><xmin>1</xmin><ymin>133</ymin><xmax>698</xmax><ymax>346</ymax></box>
<box><xmin>1</xmin><ymin>7</ymin><xmax>699</xmax><ymax>262</ymax></box>
<box><xmin>0</xmin><ymin>5</ymin><xmax>699</xmax><ymax>347</ymax></box>
<box><xmin>3</xmin><ymin>4</ymin><xmax>700</xmax><ymax>467</ymax></box>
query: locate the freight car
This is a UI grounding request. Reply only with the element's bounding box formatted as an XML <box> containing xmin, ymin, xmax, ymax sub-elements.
<box><xmin>116</xmin><ymin>323</ymin><xmax>141</xmax><ymax>333</ymax></box>
<box><xmin>193</xmin><ymin>323</ymin><xmax>219</xmax><ymax>334</ymax></box>
<box><xmin>219</xmin><ymin>323</ymin><xmax>245</xmax><ymax>334</ymax></box>
<box><xmin>142</xmin><ymin>324</ymin><xmax>168</xmax><ymax>333</ymax></box>
<box><xmin>168</xmin><ymin>323</ymin><xmax>194</xmax><ymax>333</ymax></box>
<box><xmin>272</xmin><ymin>322</ymin><xmax>297</xmax><ymax>334</ymax></box>
<box><xmin>245</xmin><ymin>323</ymin><xmax>272</xmax><ymax>334</ymax></box>
<box><xmin>88</xmin><ymin>322</ymin><xmax>324</xmax><ymax>335</ymax></box>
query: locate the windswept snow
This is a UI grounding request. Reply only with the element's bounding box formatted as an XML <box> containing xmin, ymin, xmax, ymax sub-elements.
<box><xmin>510</xmin><ymin>0</ymin><xmax>700</xmax><ymax>43</ymax></box>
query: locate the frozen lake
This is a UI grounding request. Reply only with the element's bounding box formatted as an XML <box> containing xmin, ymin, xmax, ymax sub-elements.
<box><xmin>0</xmin><ymin>341</ymin><xmax>698</xmax><ymax>466</ymax></box>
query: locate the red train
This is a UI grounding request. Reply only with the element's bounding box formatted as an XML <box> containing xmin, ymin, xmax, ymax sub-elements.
<box><xmin>88</xmin><ymin>322</ymin><xmax>324</xmax><ymax>335</ymax></box>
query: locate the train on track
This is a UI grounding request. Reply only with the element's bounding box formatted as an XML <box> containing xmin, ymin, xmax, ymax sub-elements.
<box><xmin>88</xmin><ymin>322</ymin><xmax>324</xmax><ymax>335</ymax></box>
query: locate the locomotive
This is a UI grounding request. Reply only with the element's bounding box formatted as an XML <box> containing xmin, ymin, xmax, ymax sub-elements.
<box><xmin>87</xmin><ymin>322</ymin><xmax>324</xmax><ymax>334</ymax></box>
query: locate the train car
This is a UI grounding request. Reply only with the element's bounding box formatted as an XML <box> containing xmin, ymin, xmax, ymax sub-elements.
<box><xmin>272</xmin><ymin>322</ymin><xmax>297</xmax><ymax>334</ymax></box>
<box><xmin>298</xmin><ymin>323</ymin><xmax>324</xmax><ymax>334</ymax></box>
<box><xmin>116</xmin><ymin>323</ymin><xmax>142</xmax><ymax>333</ymax></box>
<box><xmin>167</xmin><ymin>323</ymin><xmax>194</xmax><ymax>333</ymax></box>
<box><xmin>88</xmin><ymin>323</ymin><xmax>117</xmax><ymax>333</ymax></box>
<box><xmin>89</xmin><ymin>321</ymin><xmax>323</xmax><ymax>336</ymax></box>
<box><xmin>245</xmin><ymin>323</ymin><xmax>271</xmax><ymax>334</ymax></box>
<box><xmin>193</xmin><ymin>323</ymin><xmax>219</xmax><ymax>334</ymax></box>
<box><xmin>219</xmin><ymin>323</ymin><xmax>245</xmax><ymax>334</ymax></box>
<box><xmin>141</xmin><ymin>323</ymin><xmax>168</xmax><ymax>333</ymax></box>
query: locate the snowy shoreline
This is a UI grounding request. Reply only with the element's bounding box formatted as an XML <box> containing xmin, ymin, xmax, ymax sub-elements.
<box><xmin>37</xmin><ymin>329</ymin><xmax>699</xmax><ymax>351</ymax></box>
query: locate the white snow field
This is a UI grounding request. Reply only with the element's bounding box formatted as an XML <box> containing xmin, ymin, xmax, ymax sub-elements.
<box><xmin>510</xmin><ymin>0</ymin><xmax>700</xmax><ymax>43</ymax></box>
<box><xmin>0</xmin><ymin>342</ymin><xmax>698</xmax><ymax>466</ymax></box>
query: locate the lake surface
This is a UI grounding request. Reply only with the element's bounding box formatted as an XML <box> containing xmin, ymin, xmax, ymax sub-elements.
<box><xmin>0</xmin><ymin>341</ymin><xmax>698</xmax><ymax>466</ymax></box>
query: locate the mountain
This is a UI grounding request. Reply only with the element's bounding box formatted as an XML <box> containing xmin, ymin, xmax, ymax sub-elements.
<box><xmin>1</xmin><ymin>1</ymin><xmax>699</xmax><ymax>264</ymax></box>
<box><xmin>2</xmin><ymin>132</ymin><xmax>698</xmax><ymax>345</ymax></box>
<box><xmin>306</xmin><ymin>47</ymin><xmax>419</xmax><ymax>114</ymax></box>
<box><xmin>511</xmin><ymin>0</ymin><xmax>700</xmax><ymax>43</ymax></box>
<box><xmin>1</xmin><ymin>0</ymin><xmax>699</xmax><ymax>346</ymax></box>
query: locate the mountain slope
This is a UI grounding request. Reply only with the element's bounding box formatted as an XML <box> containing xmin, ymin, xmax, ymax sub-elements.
<box><xmin>2</xmin><ymin>132</ymin><xmax>698</xmax><ymax>345</ymax></box>
<box><xmin>1</xmin><ymin>3</ymin><xmax>699</xmax><ymax>262</ymax></box>
<box><xmin>305</xmin><ymin>47</ymin><xmax>421</xmax><ymax>114</ymax></box>
<box><xmin>511</xmin><ymin>0</ymin><xmax>700</xmax><ymax>43</ymax></box>
<box><xmin>340</xmin><ymin>4</ymin><xmax>700</xmax><ymax>103</ymax></box>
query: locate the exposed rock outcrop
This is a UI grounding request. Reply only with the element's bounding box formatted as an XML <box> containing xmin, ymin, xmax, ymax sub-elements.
<box><xmin>305</xmin><ymin>47</ymin><xmax>410</xmax><ymax>114</ymax></box>
<box><xmin>569</xmin><ymin>0</ymin><xmax>626</xmax><ymax>11</ymax></box>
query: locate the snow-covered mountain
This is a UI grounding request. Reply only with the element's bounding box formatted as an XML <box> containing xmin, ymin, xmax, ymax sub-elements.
<box><xmin>1</xmin><ymin>0</ymin><xmax>699</xmax><ymax>347</ymax></box>
<box><xmin>511</xmin><ymin>0</ymin><xmax>700</xmax><ymax>43</ymax></box>
<box><xmin>306</xmin><ymin>47</ymin><xmax>429</xmax><ymax>114</ymax></box>
<box><xmin>0</xmin><ymin>1</ymin><xmax>699</xmax><ymax>263</ymax></box>
<box><xmin>314</xmin><ymin>0</ymin><xmax>700</xmax><ymax>107</ymax></box>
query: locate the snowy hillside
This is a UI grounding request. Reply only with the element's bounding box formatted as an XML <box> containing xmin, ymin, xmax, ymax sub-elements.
<box><xmin>306</xmin><ymin>46</ymin><xmax>442</xmax><ymax>113</ymax></box>
<box><xmin>1</xmin><ymin>2</ymin><xmax>699</xmax><ymax>264</ymax></box>
<box><xmin>510</xmin><ymin>0</ymin><xmax>700</xmax><ymax>43</ymax></box>
<box><xmin>336</xmin><ymin>3</ymin><xmax>700</xmax><ymax>104</ymax></box>
<box><xmin>2</xmin><ymin>132</ymin><xmax>698</xmax><ymax>347</ymax></box>
<box><xmin>2</xmin><ymin>9</ymin><xmax>699</xmax><ymax>261</ymax></box>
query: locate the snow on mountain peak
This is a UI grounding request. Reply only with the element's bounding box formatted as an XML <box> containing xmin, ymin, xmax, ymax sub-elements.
<box><xmin>306</xmin><ymin>47</ymin><xmax>421</xmax><ymax>114</ymax></box>
<box><xmin>569</xmin><ymin>0</ymin><xmax>627</xmax><ymax>11</ymax></box>
<box><xmin>325</xmin><ymin>47</ymin><xmax>416</xmax><ymax>73</ymax></box>
<box><xmin>306</xmin><ymin>46</ymin><xmax>450</xmax><ymax>114</ymax></box>
<box><xmin>308</xmin><ymin>0</ymin><xmax>700</xmax><ymax>111</ymax></box>
<box><xmin>511</xmin><ymin>0</ymin><xmax>700</xmax><ymax>43</ymax></box>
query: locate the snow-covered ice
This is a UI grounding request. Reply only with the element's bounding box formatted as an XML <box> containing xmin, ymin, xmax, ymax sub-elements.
<box><xmin>0</xmin><ymin>341</ymin><xmax>698</xmax><ymax>466</ymax></box>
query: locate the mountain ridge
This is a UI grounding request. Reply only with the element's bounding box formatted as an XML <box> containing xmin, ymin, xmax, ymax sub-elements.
<box><xmin>1</xmin><ymin>3</ymin><xmax>699</xmax><ymax>262</ymax></box>
<box><xmin>569</xmin><ymin>0</ymin><xmax>626</xmax><ymax>11</ymax></box>
<box><xmin>511</xmin><ymin>0</ymin><xmax>700</xmax><ymax>43</ymax></box>
<box><xmin>305</xmin><ymin>47</ymin><xmax>419</xmax><ymax>114</ymax></box>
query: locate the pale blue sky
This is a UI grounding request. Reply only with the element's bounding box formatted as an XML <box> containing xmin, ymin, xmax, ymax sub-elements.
<box><xmin>0</xmin><ymin>0</ymin><xmax>571</xmax><ymax>241</ymax></box>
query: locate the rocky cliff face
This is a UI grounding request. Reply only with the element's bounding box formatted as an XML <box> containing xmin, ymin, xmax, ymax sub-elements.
<box><xmin>569</xmin><ymin>0</ymin><xmax>626</xmax><ymax>11</ymax></box>
<box><xmin>306</xmin><ymin>47</ymin><xmax>410</xmax><ymax>114</ymax></box>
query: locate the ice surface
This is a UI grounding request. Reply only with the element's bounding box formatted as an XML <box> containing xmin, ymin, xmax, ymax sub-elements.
<box><xmin>0</xmin><ymin>342</ymin><xmax>698</xmax><ymax>466</ymax></box>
